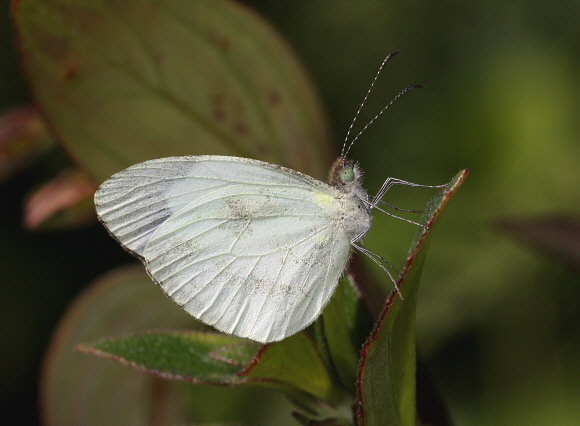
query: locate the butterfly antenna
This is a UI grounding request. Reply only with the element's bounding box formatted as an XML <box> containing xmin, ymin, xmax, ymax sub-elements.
<box><xmin>341</xmin><ymin>51</ymin><xmax>400</xmax><ymax>159</ymax></box>
<box><xmin>344</xmin><ymin>83</ymin><xmax>423</xmax><ymax>158</ymax></box>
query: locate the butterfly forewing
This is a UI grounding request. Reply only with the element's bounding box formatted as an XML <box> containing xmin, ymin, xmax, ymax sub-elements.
<box><xmin>94</xmin><ymin>156</ymin><xmax>328</xmax><ymax>258</ymax></box>
<box><xmin>95</xmin><ymin>156</ymin><xmax>352</xmax><ymax>343</ymax></box>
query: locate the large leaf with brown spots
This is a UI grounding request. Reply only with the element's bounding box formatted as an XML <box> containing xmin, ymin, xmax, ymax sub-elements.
<box><xmin>13</xmin><ymin>0</ymin><xmax>332</xmax><ymax>182</ymax></box>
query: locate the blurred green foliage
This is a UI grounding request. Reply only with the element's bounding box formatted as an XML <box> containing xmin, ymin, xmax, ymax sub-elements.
<box><xmin>1</xmin><ymin>1</ymin><xmax>579</xmax><ymax>425</ymax></box>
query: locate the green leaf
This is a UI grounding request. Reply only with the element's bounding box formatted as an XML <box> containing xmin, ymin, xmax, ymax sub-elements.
<box><xmin>293</xmin><ymin>411</ymin><xmax>354</xmax><ymax>426</ymax></box>
<box><xmin>80</xmin><ymin>329</ymin><xmax>341</xmax><ymax>403</ymax></box>
<box><xmin>13</xmin><ymin>0</ymin><xmax>332</xmax><ymax>182</ymax></box>
<box><xmin>356</xmin><ymin>170</ymin><xmax>468</xmax><ymax>426</ymax></box>
<box><xmin>78</xmin><ymin>331</ymin><xmax>260</xmax><ymax>384</ymax></box>
<box><xmin>242</xmin><ymin>332</ymin><xmax>338</xmax><ymax>401</ymax></box>
<box><xmin>321</xmin><ymin>274</ymin><xmax>373</xmax><ymax>394</ymax></box>
<box><xmin>78</xmin><ymin>322</ymin><xmax>338</xmax><ymax>401</ymax></box>
<box><xmin>79</xmin><ymin>330</ymin><xmax>352</xmax><ymax>423</ymax></box>
<box><xmin>42</xmin><ymin>267</ymin><xmax>303</xmax><ymax>424</ymax></box>
<box><xmin>40</xmin><ymin>266</ymin><xmax>199</xmax><ymax>426</ymax></box>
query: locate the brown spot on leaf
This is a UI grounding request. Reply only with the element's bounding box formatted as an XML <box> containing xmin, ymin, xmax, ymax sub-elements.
<box><xmin>62</xmin><ymin>60</ymin><xmax>78</xmax><ymax>82</ymax></box>
<box><xmin>153</xmin><ymin>52</ymin><xmax>164</xmax><ymax>67</ymax></box>
<box><xmin>209</xmin><ymin>30</ymin><xmax>230</xmax><ymax>52</ymax></box>
<box><xmin>213</xmin><ymin>107</ymin><xmax>226</xmax><ymax>122</ymax></box>
<box><xmin>30</xmin><ymin>29</ymin><xmax>79</xmax><ymax>83</ymax></box>
<box><xmin>268</xmin><ymin>90</ymin><xmax>282</xmax><ymax>106</ymax></box>
<box><xmin>256</xmin><ymin>143</ymin><xmax>271</xmax><ymax>157</ymax></box>
<box><xmin>212</xmin><ymin>93</ymin><xmax>226</xmax><ymax>106</ymax></box>
<box><xmin>232</xmin><ymin>121</ymin><xmax>249</xmax><ymax>136</ymax></box>
<box><xmin>211</xmin><ymin>93</ymin><xmax>227</xmax><ymax>121</ymax></box>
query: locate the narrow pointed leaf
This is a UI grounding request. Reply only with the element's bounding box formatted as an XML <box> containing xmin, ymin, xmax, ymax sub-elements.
<box><xmin>13</xmin><ymin>0</ymin><xmax>332</xmax><ymax>181</ymax></box>
<box><xmin>80</xmin><ymin>330</ymin><xmax>341</xmax><ymax>402</ymax></box>
<box><xmin>357</xmin><ymin>170</ymin><xmax>468</xmax><ymax>426</ymax></box>
<box><xmin>496</xmin><ymin>215</ymin><xmax>580</xmax><ymax>268</ymax></box>
<box><xmin>78</xmin><ymin>331</ymin><xmax>260</xmax><ymax>383</ymax></box>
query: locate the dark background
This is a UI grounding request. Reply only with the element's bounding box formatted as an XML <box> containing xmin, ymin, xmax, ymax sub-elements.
<box><xmin>1</xmin><ymin>2</ymin><xmax>579</xmax><ymax>425</ymax></box>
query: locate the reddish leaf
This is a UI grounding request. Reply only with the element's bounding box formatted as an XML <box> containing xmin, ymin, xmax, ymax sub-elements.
<box><xmin>356</xmin><ymin>170</ymin><xmax>468</xmax><ymax>426</ymax></box>
<box><xmin>0</xmin><ymin>105</ymin><xmax>53</xmax><ymax>181</ymax></box>
<box><xmin>23</xmin><ymin>169</ymin><xmax>97</xmax><ymax>229</ymax></box>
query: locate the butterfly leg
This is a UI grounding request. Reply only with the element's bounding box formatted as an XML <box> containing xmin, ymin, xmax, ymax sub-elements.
<box><xmin>372</xmin><ymin>177</ymin><xmax>446</xmax><ymax>207</ymax></box>
<box><xmin>366</xmin><ymin>202</ymin><xmax>427</xmax><ymax>231</ymax></box>
<box><xmin>369</xmin><ymin>177</ymin><xmax>446</xmax><ymax>231</ymax></box>
<box><xmin>351</xmin><ymin>230</ymin><xmax>403</xmax><ymax>298</ymax></box>
<box><xmin>351</xmin><ymin>242</ymin><xmax>403</xmax><ymax>299</ymax></box>
<box><xmin>351</xmin><ymin>231</ymin><xmax>400</xmax><ymax>276</ymax></box>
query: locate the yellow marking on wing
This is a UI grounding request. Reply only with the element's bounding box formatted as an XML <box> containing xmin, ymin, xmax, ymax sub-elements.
<box><xmin>313</xmin><ymin>192</ymin><xmax>337</xmax><ymax>207</ymax></box>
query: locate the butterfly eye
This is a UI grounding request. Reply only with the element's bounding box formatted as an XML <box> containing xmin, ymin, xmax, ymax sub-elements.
<box><xmin>339</xmin><ymin>166</ymin><xmax>355</xmax><ymax>183</ymax></box>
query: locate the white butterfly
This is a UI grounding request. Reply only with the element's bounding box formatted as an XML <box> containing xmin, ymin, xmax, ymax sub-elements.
<box><xmin>96</xmin><ymin>155</ymin><xmax>372</xmax><ymax>343</ymax></box>
<box><xmin>94</xmin><ymin>52</ymin><xmax>439</xmax><ymax>343</ymax></box>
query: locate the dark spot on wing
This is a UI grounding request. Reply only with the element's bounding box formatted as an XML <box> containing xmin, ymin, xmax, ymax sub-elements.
<box><xmin>280</xmin><ymin>284</ymin><xmax>293</xmax><ymax>295</ymax></box>
<box><xmin>225</xmin><ymin>197</ymin><xmax>252</xmax><ymax>220</ymax></box>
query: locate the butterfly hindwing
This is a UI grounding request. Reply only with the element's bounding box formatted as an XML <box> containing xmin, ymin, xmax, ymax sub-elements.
<box><xmin>144</xmin><ymin>182</ymin><xmax>351</xmax><ymax>342</ymax></box>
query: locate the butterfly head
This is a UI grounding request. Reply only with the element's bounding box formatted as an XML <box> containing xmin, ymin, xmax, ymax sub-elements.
<box><xmin>329</xmin><ymin>157</ymin><xmax>365</xmax><ymax>195</ymax></box>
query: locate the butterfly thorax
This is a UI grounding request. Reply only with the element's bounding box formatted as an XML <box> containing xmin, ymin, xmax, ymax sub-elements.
<box><xmin>330</xmin><ymin>157</ymin><xmax>372</xmax><ymax>241</ymax></box>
